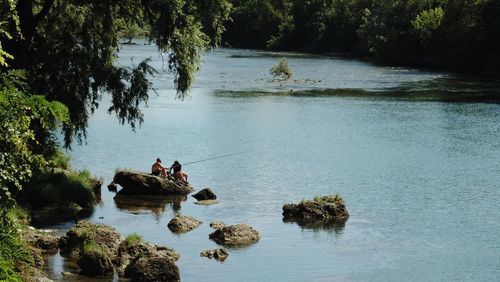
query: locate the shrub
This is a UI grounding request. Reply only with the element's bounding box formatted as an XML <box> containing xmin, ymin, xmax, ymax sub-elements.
<box><xmin>0</xmin><ymin>206</ymin><xmax>33</xmax><ymax>281</ymax></box>
<box><xmin>19</xmin><ymin>169</ymin><xmax>96</xmax><ymax>209</ymax></box>
<box><xmin>270</xmin><ymin>57</ymin><xmax>292</xmax><ymax>80</ymax></box>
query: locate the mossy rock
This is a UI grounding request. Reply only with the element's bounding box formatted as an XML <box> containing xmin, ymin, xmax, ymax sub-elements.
<box><xmin>116</xmin><ymin>238</ymin><xmax>179</xmax><ymax>274</ymax></box>
<box><xmin>167</xmin><ymin>215</ymin><xmax>202</xmax><ymax>233</ymax></box>
<box><xmin>77</xmin><ymin>250</ymin><xmax>114</xmax><ymax>276</ymax></box>
<box><xmin>125</xmin><ymin>256</ymin><xmax>180</xmax><ymax>282</ymax></box>
<box><xmin>59</xmin><ymin>221</ymin><xmax>121</xmax><ymax>257</ymax></box>
<box><xmin>209</xmin><ymin>224</ymin><xmax>260</xmax><ymax>246</ymax></box>
<box><xmin>282</xmin><ymin>194</ymin><xmax>349</xmax><ymax>222</ymax></box>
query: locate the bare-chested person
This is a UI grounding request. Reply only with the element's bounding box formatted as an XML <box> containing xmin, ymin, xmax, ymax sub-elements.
<box><xmin>151</xmin><ymin>158</ymin><xmax>168</xmax><ymax>178</ymax></box>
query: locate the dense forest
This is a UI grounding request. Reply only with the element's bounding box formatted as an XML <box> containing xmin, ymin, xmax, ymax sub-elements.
<box><xmin>223</xmin><ymin>0</ymin><xmax>500</xmax><ymax>76</ymax></box>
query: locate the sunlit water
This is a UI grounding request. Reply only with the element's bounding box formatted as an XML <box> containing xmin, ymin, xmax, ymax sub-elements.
<box><xmin>44</xmin><ymin>43</ymin><xmax>500</xmax><ymax>281</ymax></box>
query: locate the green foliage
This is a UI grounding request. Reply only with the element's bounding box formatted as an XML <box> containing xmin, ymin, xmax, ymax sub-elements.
<box><xmin>0</xmin><ymin>71</ymin><xmax>69</xmax><ymax>208</ymax></box>
<box><xmin>0</xmin><ymin>0</ymin><xmax>19</xmax><ymax>67</ymax></box>
<box><xmin>20</xmin><ymin>169</ymin><xmax>97</xmax><ymax>209</ymax></box>
<box><xmin>412</xmin><ymin>7</ymin><xmax>445</xmax><ymax>39</ymax></box>
<box><xmin>124</xmin><ymin>233</ymin><xmax>143</xmax><ymax>245</ymax></box>
<box><xmin>46</xmin><ymin>149</ymin><xmax>71</xmax><ymax>170</ymax></box>
<box><xmin>2</xmin><ymin>0</ymin><xmax>231</xmax><ymax>146</ymax></box>
<box><xmin>270</xmin><ymin>57</ymin><xmax>292</xmax><ymax>80</ymax></box>
<box><xmin>225</xmin><ymin>0</ymin><xmax>500</xmax><ymax>76</ymax></box>
<box><xmin>0</xmin><ymin>206</ymin><xmax>33</xmax><ymax>282</ymax></box>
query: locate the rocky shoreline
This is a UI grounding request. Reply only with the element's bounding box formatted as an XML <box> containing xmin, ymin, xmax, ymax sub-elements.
<box><xmin>27</xmin><ymin>189</ymin><xmax>347</xmax><ymax>281</ymax></box>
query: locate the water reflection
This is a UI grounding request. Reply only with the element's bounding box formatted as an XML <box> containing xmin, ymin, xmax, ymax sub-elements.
<box><xmin>113</xmin><ymin>194</ymin><xmax>187</xmax><ymax>219</ymax></box>
<box><xmin>282</xmin><ymin>218</ymin><xmax>346</xmax><ymax>233</ymax></box>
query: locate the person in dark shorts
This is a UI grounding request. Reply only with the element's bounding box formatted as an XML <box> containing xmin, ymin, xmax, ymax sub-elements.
<box><xmin>151</xmin><ymin>158</ymin><xmax>168</xmax><ymax>178</ymax></box>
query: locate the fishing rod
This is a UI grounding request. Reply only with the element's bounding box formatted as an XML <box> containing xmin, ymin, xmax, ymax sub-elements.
<box><xmin>183</xmin><ymin>149</ymin><xmax>254</xmax><ymax>166</ymax></box>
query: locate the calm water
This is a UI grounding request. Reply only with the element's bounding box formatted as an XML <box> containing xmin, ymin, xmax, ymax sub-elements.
<box><xmin>45</xmin><ymin>43</ymin><xmax>500</xmax><ymax>281</ymax></box>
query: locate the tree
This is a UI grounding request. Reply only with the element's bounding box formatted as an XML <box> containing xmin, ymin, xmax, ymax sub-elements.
<box><xmin>1</xmin><ymin>0</ymin><xmax>231</xmax><ymax>147</ymax></box>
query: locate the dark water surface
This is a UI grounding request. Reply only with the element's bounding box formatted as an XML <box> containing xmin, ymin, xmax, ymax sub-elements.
<box><xmin>45</xmin><ymin>45</ymin><xmax>500</xmax><ymax>281</ymax></box>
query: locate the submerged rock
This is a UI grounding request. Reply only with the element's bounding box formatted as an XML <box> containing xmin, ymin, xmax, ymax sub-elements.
<box><xmin>76</xmin><ymin>250</ymin><xmax>114</xmax><ymax>276</ymax></box>
<box><xmin>209</xmin><ymin>224</ymin><xmax>260</xmax><ymax>246</ymax></box>
<box><xmin>124</xmin><ymin>257</ymin><xmax>180</xmax><ymax>282</ymax></box>
<box><xmin>116</xmin><ymin>239</ymin><xmax>179</xmax><ymax>274</ymax></box>
<box><xmin>167</xmin><ymin>215</ymin><xmax>202</xmax><ymax>233</ymax></box>
<box><xmin>59</xmin><ymin>221</ymin><xmax>122</xmax><ymax>257</ymax></box>
<box><xmin>282</xmin><ymin>194</ymin><xmax>349</xmax><ymax>222</ymax></box>
<box><xmin>192</xmin><ymin>188</ymin><xmax>217</xmax><ymax>201</ymax></box>
<box><xmin>114</xmin><ymin>170</ymin><xmax>193</xmax><ymax>195</ymax></box>
<box><xmin>200</xmin><ymin>248</ymin><xmax>229</xmax><ymax>262</ymax></box>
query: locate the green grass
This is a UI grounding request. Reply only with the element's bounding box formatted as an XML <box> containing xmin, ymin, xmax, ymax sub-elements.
<box><xmin>313</xmin><ymin>194</ymin><xmax>345</xmax><ymax>205</ymax></box>
<box><xmin>47</xmin><ymin>149</ymin><xmax>71</xmax><ymax>170</ymax></box>
<box><xmin>124</xmin><ymin>233</ymin><xmax>143</xmax><ymax>245</ymax></box>
<box><xmin>0</xmin><ymin>206</ymin><xmax>34</xmax><ymax>281</ymax></box>
<box><xmin>82</xmin><ymin>240</ymin><xmax>105</xmax><ymax>254</ymax></box>
<box><xmin>300</xmin><ymin>194</ymin><xmax>345</xmax><ymax>205</ymax></box>
<box><xmin>19</xmin><ymin>169</ymin><xmax>97</xmax><ymax>209</ymax></box>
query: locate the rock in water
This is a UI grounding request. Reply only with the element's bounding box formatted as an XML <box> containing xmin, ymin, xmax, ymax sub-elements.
<box><xmin>59</xmin><ymin>221</ymin><xmax>121</xmax><ymax>257</ymax></box>
<box><xmin>200</xmin><ymin>248</ymin><xmax>229</xmax><ymax>262</ymax></box>
<box><xmin>192</xmin><ymin>188</ymin><xmax>217</xmax><ymax>200</ymax></box>
<box><xmin>209</xmin><ymin>224</ymin><xmax>260</xmax><ymax>246</ymax></box>
<box><xmin>114</xmin><ymin>170</ymin><xmax>193</xmax><ymax>195</ymax></box>
<box><xmin>125</xmin><ymin>257</ymin><xmax>180</xmax><ymax>282</ymax></box>
<box><xmin>116</xmin><ymin>240</ymin><xmax>179</xmax><ymax>274</ymax></box>
<box><xmin>167</xmin><ymin>215</ymin><xmax>202</xmax><ymax>233</ymax></box>
<box><xmin>282</xmin><ymin>194</ymin><xmax>349</xmax><ymax>222</ymax></box>
<box><xmin>77</xmin><ymin>250</ymin><xmax>114</xmax><ymax>276</ymax></box>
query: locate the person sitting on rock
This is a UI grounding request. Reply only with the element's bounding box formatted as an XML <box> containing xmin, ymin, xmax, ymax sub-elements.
<box><xmin>170</xmin><ymin>160</ymin><xmax>188</xmax><ymax>183</ymax></box>
<box><xmin>151</xmin><ymin>158</ymin><xmax>168</xmax><ymax>178</ymax></box>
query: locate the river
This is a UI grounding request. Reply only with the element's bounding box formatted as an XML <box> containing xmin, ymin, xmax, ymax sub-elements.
<box><xmin>44</xmin><ymin>43</ymin><xmax>500</xmax><ymax>281</ymax></box>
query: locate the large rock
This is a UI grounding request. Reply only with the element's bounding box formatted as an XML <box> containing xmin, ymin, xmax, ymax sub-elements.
<box><xmin>209</xmin><ymin>224</ymin><xmax>260</xmax><ymax>246</ymax></box>
<box><xmin>167</xmin><ymin>215</ymin><xmax>202</xmax><ymax>233</ymax></box>
<box><xmin>124</xmin><ymin>257</ymin><xmax>180</xmax><ymax>282</ymax></box>
<box><xmin>192</xmin><ymin>188</ymin><xmax>217</xmax><ymax>200</ymax></box>
<box><xmin>114</xmin><ymin>170</ymin><xmax>193</xmax><ymax>195</ymax></box>
<box><xmin>59</xmin><ymin>221</ymin><xmax>122</xmax><ymax>257</ymax></box>
<box><xmin>76</xmin><ymin>250</ymin><xmax>114</xmax><ymax>276</ymax></box>
<box><xmin>282</xmin><ymin>194</ymin><xmax>349</xmax><ymax>222</ymax></box>
<box><xmin>116</xmin><ymin>240</ymin><xmax>179</xmax><ymax>274</ymax></box>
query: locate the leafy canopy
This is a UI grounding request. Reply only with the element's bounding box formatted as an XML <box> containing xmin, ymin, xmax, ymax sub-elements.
<box><xmin>1</xmin><ymin>0</ymin><xmax>231</xmax><ymax>146</ymax></box>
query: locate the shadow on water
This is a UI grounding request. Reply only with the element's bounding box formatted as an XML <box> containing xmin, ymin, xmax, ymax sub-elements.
<box><xmin>282</xmin><ymin>217</ymin><xmax>346</xmax><ymax>234</ymax></box>
<box><xmin>215</xmin><ymin>76</ymin><xmax>500</xmax><ymax>103</ymax></box>
<box><xmin>113</xmin><ymin>194</ymin><xmax>187</xmax><ymax>219</ymax></box>
<box><xmin>44</xmin><ymin>252</ymin><xmax>120</xmax><ymax>282</ymax></box>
